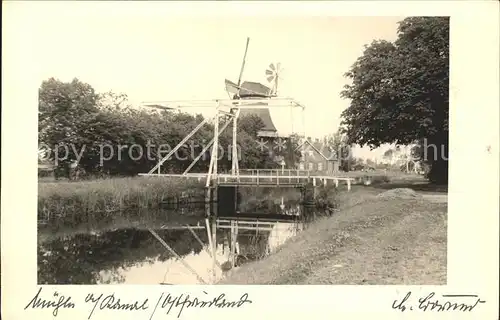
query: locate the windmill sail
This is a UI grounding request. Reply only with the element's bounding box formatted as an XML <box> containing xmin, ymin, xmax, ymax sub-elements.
<box><xmin>225</xmin><ymin>79</ymin><xmax>240</xmax><ymax>95</ymax></box>
<box><xmin>265</xmin><ymin>62</ymin><xmax>282</xmax><ymax>96</ymax></box>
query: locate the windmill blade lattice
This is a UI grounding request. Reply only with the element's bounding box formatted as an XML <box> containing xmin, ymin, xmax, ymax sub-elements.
<box><xmin>265</xmin><ymin>63</ymin><xmax>283</xmax><ymax>95</ymax></box>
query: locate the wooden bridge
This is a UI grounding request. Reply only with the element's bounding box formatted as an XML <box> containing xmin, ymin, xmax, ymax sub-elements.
<box><xmin>139</xmin><ymin>169</ymin><xmax>354</xmax><ymax>190</ymax></box>
<box><xmin>137</xmin><ymin>97</ymin><xmax>355</xmax><ymax>283</ymax></box>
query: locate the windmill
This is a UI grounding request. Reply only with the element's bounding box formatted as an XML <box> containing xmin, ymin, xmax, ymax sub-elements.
<box><xmin>265</xmin><ymin>62</ymin><xmax>283</xmax><ymax>96</ymax></box>
<box><xmin>223</xmin><ymin>38</ymin><xmax>279</xmax><ymax>137</ymax></box>
<box><xmin>225</xmin><ymin>38</ymin><xmax>273</xmax><ymax>99</ymax></box>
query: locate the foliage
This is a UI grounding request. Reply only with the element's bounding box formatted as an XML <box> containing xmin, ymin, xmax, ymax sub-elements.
<box><xmin>38</xmin><ymin>78</ymin><xmax>284</xmax><ymax>177</ymax></box>
<box><xmin>340</xmin><ymin>17</ymin><xmax>449</xmax><ymax>184</ymax></box>
<box><xmin>219</xmin><ymin>114</ymin><xmax>279</xmax><ymax>171</ymax></box>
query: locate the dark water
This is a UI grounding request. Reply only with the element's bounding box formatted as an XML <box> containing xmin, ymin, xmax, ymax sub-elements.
<box><xmin>37</xmin><ymin>185</ymin><xmax>330</xmax><ymax>284</ymax></box>
<box><xmin>38</xmin><ymin>206</ymin><xmax>306</xmax><ymax>285</ymax></box>
<box><xmin>38</xmin><ymin>224</ymin><xmax>208</xmax><ymax>284</ymax></box>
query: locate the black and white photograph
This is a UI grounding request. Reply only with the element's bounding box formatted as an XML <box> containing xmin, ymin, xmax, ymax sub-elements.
<box><xmin>33</xmin><ymin>14</ymin><xmax>451</xmax><ymax>286</ymax></box>
<box><xmin>0</xmin><ymin>1</ymin><xmax>500</xmax><ymax>320</ymax></box>
<box><xmin>2</xmin><ymin>4</ymin><xmax>499</xmax><ymax>318</ymax></box>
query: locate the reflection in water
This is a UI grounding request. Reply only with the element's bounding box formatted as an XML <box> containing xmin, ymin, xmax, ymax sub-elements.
<box><xmin>38</xmin><ymin>189</ymin><xmax>316</xmax><ymax>285</ymax></box>
<box><xmin>38</xmin><ymin>221</ymin><xmax>301</xmax><ymax>285</ymax></box>
<box><xmin>38</xmin><ymin>227</ymin><xmax>206</xmax><ymax>284</ymax></box>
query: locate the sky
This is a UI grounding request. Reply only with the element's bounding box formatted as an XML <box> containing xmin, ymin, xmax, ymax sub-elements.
<box><xmin>29</xmin><ymin>4</ymin><xmax>404</xmax><ymax>160</ymax></box>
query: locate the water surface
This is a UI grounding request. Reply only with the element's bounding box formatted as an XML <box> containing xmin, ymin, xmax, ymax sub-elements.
<box><xmin>38</xmin><ymin>205</ymin><xmax>304</xmax><ymax>284</ymax></box>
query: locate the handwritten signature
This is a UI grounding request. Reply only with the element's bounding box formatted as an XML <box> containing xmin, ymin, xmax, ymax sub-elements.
<box><xmin>392</xmin><ymin>291</ymin><xmax>486</xmax><ymax>312</ymax></box>
<box><xmin>85</xmin><ymin>292</ymin><xmax>149</xmax><ymax>319</ymax></box>
<box><xmin>149</xmin><ymin>292</ymin><xmax>252</xmax><ymax>319</ymax></box>
<box><xmin>23</xmin><ymin>287</ymin><xmax>253</xmax><ymax>319</ymax></box>
<box><xmin>24</xmin><ymin>287</ymin><xmax>75</xmax><ymax>317</ymax></box>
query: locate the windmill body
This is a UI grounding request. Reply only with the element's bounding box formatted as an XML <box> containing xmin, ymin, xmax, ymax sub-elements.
<box><xmin>223</xmin><ymin>40</ymin><xmax>285</xmax><ymax>140</ymax></box>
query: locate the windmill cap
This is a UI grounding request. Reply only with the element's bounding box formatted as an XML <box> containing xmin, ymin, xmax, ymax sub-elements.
<box><xmin>239</xmin><ymin>81</ymin><xmax>272</xmax><ymax>97</ymax></box>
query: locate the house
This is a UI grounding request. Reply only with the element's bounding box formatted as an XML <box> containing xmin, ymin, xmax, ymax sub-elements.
<box><xmin>295</xmin><ymin>137</ymin><xmax>339</xmax><ymax>174</ymax></box>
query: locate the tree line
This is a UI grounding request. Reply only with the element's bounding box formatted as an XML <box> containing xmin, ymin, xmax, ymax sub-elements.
<box><xmin>38</xmin><ymin>78</ymin><xmax>297</xmax><ymax>179</ymax></box>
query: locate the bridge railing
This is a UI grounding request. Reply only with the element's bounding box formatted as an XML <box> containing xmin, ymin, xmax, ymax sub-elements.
<box><xmin>217</xmin><ymin>172</ymin><xmax>354</xmax><ymax>190</ymax></box>
<box><xmin>238</xmin><ymin>169</ymin><xmax>311</xmax><ymax>177</ymax></box>
<box><xmin>138</xmin><ymin>171</ymin><xmax>355</xmax><ymax>190</ymax></box>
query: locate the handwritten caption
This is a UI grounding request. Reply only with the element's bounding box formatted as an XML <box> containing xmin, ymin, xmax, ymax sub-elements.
<box><xmin>24</xmin><ymin>287</ymin><xmax>252</xmax><ymax>319</ymax></box>
<box><xmin>392</xmin><ymin>291</ymin><xmax>486</xmax><ymax>312</ymax></box>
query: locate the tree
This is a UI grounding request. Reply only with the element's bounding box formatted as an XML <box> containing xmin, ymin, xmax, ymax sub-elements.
<box><xmin>39</xmin><ymin>78</ymin><xmax>101</xmax><ymax>178</ymax></box>
<box><xmin>340</xmin><ymin>17</ymin><xmax>449</xmax><ymax>183</ymax></box>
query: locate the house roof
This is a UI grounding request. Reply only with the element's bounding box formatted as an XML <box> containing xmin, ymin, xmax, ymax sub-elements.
<box><xmin>295</xmin><ymin>139</ymin><xmax>337</xmax><ymax>161</ymax></box>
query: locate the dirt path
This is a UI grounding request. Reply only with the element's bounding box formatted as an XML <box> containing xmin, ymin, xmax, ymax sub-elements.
<box><xmin>421</xmin><ymin>193</ymin><xmax>448</xmax><ymax>203</ymax></box>
<box><xmin>220</xmin><ymin>188</ymin><xmax>448</xmax><ymax>285</ymax></box>
<box><xmin>300</xmin><ymin>199</ymin><xmax>447</xmax><ymax>285</ymax></box>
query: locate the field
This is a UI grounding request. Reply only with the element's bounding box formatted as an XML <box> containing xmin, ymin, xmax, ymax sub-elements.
<box><xmin>219</xmin><ymin>183</ymin><xmax>447</xmax><ymax>285</ymax></box>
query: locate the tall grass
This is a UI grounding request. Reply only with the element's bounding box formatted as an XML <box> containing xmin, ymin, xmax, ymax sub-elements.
<box><xmin>38</xmin><ymin>177</ymin><xmax>205</xmax><ymax>223</ymax></box>
<box><xmin>38</xmin><ymin>177</ymin><xmax>340</xmax><ymax>236</ymax></box>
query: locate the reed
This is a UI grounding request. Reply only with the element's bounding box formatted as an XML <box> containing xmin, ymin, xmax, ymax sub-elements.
<box><xmin>38</xmin><ymin>177</ymin><xmax>205</xmax><ymax>223</ymax></box>
<box><xmin>38</xmin><ymin>177</ymin><xmax>338</xmax><ymax>232</ymax></box>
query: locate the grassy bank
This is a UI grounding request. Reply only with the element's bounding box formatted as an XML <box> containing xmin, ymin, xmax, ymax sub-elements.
<box><xmin>38</xmin><ymin>177</ymin><xmax>205</xmax><ymax>223</ymax></box>
<box><xmin>338</xmin><ymin>170</ymin><xmax>427</xmax><ymax>186</ymax></box>
<box><xmin>219</xmin><ymin>186</ymin><xmax>447</xmax><ymax>285</ymax></box>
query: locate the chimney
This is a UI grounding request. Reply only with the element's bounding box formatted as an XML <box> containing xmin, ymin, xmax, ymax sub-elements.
<box><xmin>307</xmin><ymin>136</ymin><xmax>312</xmax><ymax>142</ymax></box>
<box><xmin>315</xmin><ymin>138</ymin><xmax>319</xmax><ymax>144</ymax></box>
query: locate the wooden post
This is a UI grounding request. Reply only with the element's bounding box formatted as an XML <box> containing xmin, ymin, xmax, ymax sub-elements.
<box><xmin>214</xmin><ymin>107</ymin><xmax>219</xmax><ymax>178</ymax></box>
<box><xmin>347</xmin><ymin>179</ymin><xmax>351</xmax><ymax>191</ymax></box>
<box><xmin>231</xmin><ymin>108</ymin><xmax>240</xmax><ymax>176</ymax></box>
<box><xmin>235</xmin><ymin>222</ymin><xmax>240</xmax><ymax>255</ymax></box>
<box><xmin>231</xmin><ymin>221</ymin><xmax>236</xmax><ymax>267</ymax></box>
<box><xmin>205</xmin><ymin>217</ymin><xmax>213</xmax><ymax>257</ymax></box>
<box><xmin>211</xmin><ymin>217</ymin><xmax>217</xmax><ymax>282</ymax></box>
